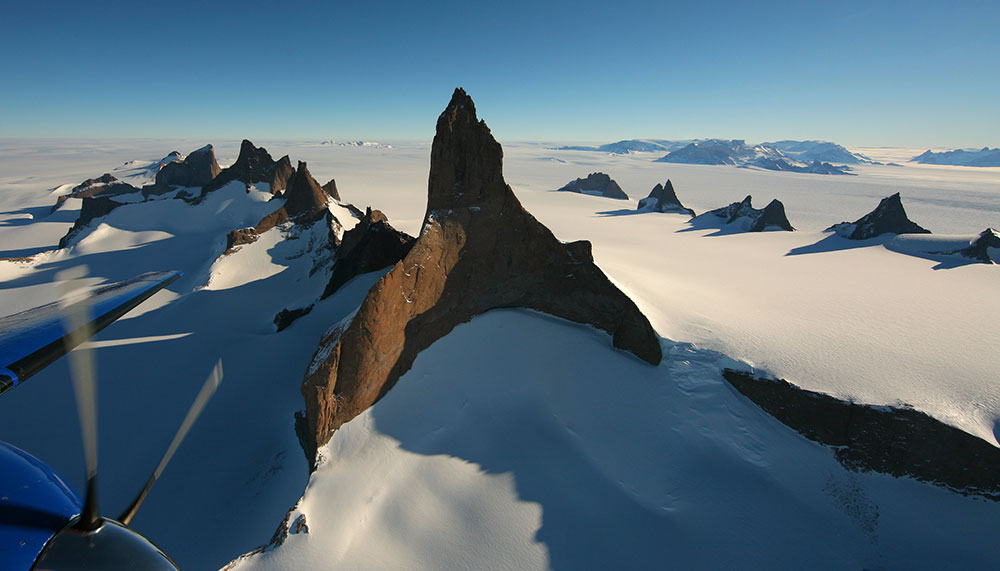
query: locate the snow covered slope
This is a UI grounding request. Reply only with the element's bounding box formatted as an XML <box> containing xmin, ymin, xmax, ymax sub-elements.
<box><xmin>230</xmin><ymin>310</ymin><xmax>1000</xmax><ymax>570</ymax></box>
<box><xmin>0</xmin><ymin>138</ymin><xmax>998</xmax><ymax>569</ymax></box>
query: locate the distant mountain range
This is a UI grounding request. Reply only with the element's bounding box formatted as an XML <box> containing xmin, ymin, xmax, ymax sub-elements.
<box><xmin>555</xmin><ymin>139</ymin><xmax>690</xmax><ymax>154</ymax></box>
<box><xmin>553</xmin><ymin>139</ymin><xmax>873</xmax><ymax>175</ymax></box>
<box><xmin>910</xmin><ymin>147</ymin><xmax>1000</xmax><ymax>167</ymax></box>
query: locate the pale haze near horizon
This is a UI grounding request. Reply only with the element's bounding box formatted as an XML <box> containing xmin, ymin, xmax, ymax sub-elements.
<box><xmin>0</xmin><ymin>0</ymin><xmax>997</xmax><ymax>148</ymax></box>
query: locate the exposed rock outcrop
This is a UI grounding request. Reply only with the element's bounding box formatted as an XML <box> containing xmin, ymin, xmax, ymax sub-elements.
<box><xmin>201</xmin><ymin>140</ymin><xmax>294</xmax><ymax>196</ymax></box>
<box><xmin>636</xmin><ymin>180</ymin><xmax>695</xmax><ymax>215</ymax></box>
<box><xmin>274</xmin><ymin>305</ymin><xmax>315</xmax><ymax>332</ymax></box>
<box><xmin>321</xmin><ymin>179</ymin><xmax>340</xmax><ymax>202</ymax></box>
<box><xmin>225</xmin><ymin>228</ymin><xmax>259</xmax><ymax>251</ymax></box>
<box><xmin>282</xmin><ymin>162</ymin><xmax>329</xmax><ymax>221</ymax></box>
<box><xmin>299</xmin><ymin>88</ymin><xmax>662</xmax><ymax>464</ymax></box>
<box><xmin>698</xmin><ymin>195</ymin><xmax>794</xmax><ymax>232</ymax></box>
<box><xmin>52</xmin><ymin>173</ymin><xmax>141</xmax><ymax>212</ymax></box>
<box><xmin>723</xmin><ymin>369</ymin><xmax>1000</xmax><ymax>500</ymax></box>
<box><xmin>558</xmin><ymin>172</ymin><xmax>628</xmax><ymax>199</ymax></box>
<box><xmin>223</xmin><ymin>161</ymin><xmax>337</xmax><ymax>254</ymax></box>
<box><xmin>321</xmin><ymin>208</ymin><xmax>416</xmax><ymax>299</ymax></box>
<box><xmin>153</xmin><ymin>144</ymin><xmax>221</xmax><ymax>189</ymax></box>
<box><xmin>58</xmin><ymin>196</ymin><xmax>125</xmax><ymax>248</ymax></box>
<box><xmin>828</xmin><ymin>193</ymin><xmax>931</xmax><ymax>239</ymax></box>
<box><xmin>956</xmin><ymin>228</ymin><xmax>1000</xmax><ymax>263</ymax></box>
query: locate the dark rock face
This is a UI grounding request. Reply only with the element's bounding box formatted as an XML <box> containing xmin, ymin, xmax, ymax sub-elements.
<box><xmin>321</xmin><ymin>179</ymin><xmax>340</xmax><ymax>202</ymax></box>
<box><xmin>283</xmin><ymin>162</ymin><xmax>329</xmax><ymax>221</ymax></box>
<box><xmin>321</xmin><ymin>208</ymin><xmax>416</xmax><ymax>299</ymax></box>
<box><xmin>270</xmin><ymin>156</ymin><xmax>295</xmax><ymax>194</ymax></box>
<box><xmin>702</xmin><ymin>195</ymin><xmax>795</xmax><ymax>232</ymax></box>
<box><xmin>723</xmin><ymin>369</ymin><xmax>1000</xmax><ymax>500</ymax></box>
<box><xmin>58</xmin><ymin>196</ymin><xmax>124</xmax><ymax>248</ymax></box>
<box><xmin>636</xmin><ymin>180</ymin><xmax>695</xmax><ymax>216</ymax></box>
<box><xmin>299</xmin><ymin>88</ymin><xmax>662</xmax><ymax>464</ymax></box>
<box><xmin>274</xmin><ymin>305</ymin><xmax>314</xmax><ymax>332</ymax></box>
<box><xmin>154</xmin><ymin>144</ymin><xmax>221</xmax><ymax>189</ymax></box>
<box><xmin>956</xmin><ymin>228</ymin><xmax>1000</xmax><ymax>263</ymax></box>
<box><xmin>202</xmin><ymin>140</ymin><xmax>291</xmax><ymax>195</ymax></box>
<box><xmin>834</xmin><ymin>193</ymin><xmax>931</xmax><ymax>240</ymax></box>
<box><xmin>52</xmin><ymin>174</ymin><xmax>141</xmax><ymax>212</ymax></box>
<box><xmin>558</xmin><ymin>172</ymin><xmax>628</xmax><ymax>199</ymax></box>
<box><xmin>224</xmin><ymin>161</ymin><xmax>335</xmax><ymax>254</ymax></box>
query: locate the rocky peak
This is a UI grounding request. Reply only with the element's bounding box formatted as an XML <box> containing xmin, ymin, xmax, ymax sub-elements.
<box><xmin>957</xmin><ymin>228</ymin><xmax>1000</xmax><ymax>264</ymax></box>
<box><xmin>426</xmin><ymin>87</ymin><xmax>505</xmax><ymax>214</ymax></box>
<box><xmin>637</xmin><ymin>179</ymin><xmax>695</xmax><ymax>216</ymax></box>
<box><xmin>321</xmin><ymin>179</ymin><xmax>340</xmax><ymax>202</ymax></box>
<box><xmin>201</xmin><ymin>139</ymin><xmax>283</xmax><ymax>195</ymax></box>
<box><xmin>271</xmin><ymin>155</ymin><xmax>295</xmax><ymax>193</ymax></box>
<box><xmin>154</xmin><ymin>144</ymin><xmax>221</xmax><ymax>189</ymax></box>
<box><xmin>299</xmin><ymin>88</ymin><xmax>662</xmax><ymax>464</ymax></box>
<box><xmin>558</xmin><ymin>172</ymin><xmax>628</xmax><ymax>199</ymax></box>
<box><xmin>842</xmin><ymin>193</ymin><xmax>930</xmax><ymax>240</ymax></box>
<box><xmin>321</xmin><ymin>207</ymin><xmax>416</xmax><ymax>299</ymax></box>
<box><xmin>283</xmin><ymin>161</ymin><xmax>328</xmax><ymax>220</ymax></box>
<box><xmin>703</xmin><ymin>195</ymin><xmax>794</xmax><ymax>232</ymax></box>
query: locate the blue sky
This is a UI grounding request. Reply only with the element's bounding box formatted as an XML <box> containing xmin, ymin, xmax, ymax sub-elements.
<box><xmin>1</xmin><ymin>0</ymin><xmax>997</xmax><ymax>147</ymax></box>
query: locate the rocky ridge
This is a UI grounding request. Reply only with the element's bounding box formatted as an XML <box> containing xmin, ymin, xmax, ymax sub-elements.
<box><xmin>955</xmin><ymin>228</ymin><xmax>1000</xmax><ymax>264</ymax></box>
<box><xmin>698</xmin><ymin>195</ymin><xmax>794</xmax><ymax>232</ymax></box>
<box><xmin>298</xmin><ymin>88</ymin><xmax>662</xmax><ymax>464</ymax></box>
<box><xmin>152</xmin><ymin>144</ymin><xmax>221</xmax><ymax>191</ymax></box>
<box><xmin>636</xmin><ymin>180</ymin><xmax>695</xmax><ymax>215</ymax></box>
<box><xmin>225</xmin><ymin>161</ymin><xmax>340</xmax><ymax>253</ymax></box>
<box><xmin>320</xmin><ymin>208</ymin><xmax>416</xmax><ymax>299</ymax></box>
<box><xmin>202</xmin><ymin>140</ymin><xmax>295</xmax><ymax>197</ymax></box>
<box><xmin>723</xmin><ymin>369</ymin><xmax>1000</xmax><ymax>500</ymax></box>
<box><xmin>558</xmin><ymin>172</ymin><xmax>628</xmax><ymax>199</ymax></box>
<box><xmin>51</xmin><ymin>173</ymin><xmax>141</xmax><ymax>213</ymax></box>
<box><xmin>828</xmin><ymin>193</ymin><xmax>930</xmax><ymax>240</ymax></box>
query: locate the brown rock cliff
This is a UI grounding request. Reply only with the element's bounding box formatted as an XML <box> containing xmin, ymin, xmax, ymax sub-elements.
<box><xmin>299</xmin><ymin>88</ymin><xmax>662</xmax><ymax>463</ymax></box>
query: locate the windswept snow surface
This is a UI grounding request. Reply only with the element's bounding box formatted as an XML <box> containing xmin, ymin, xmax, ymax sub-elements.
<box><xmin>0</xmin><ymin>139</ymin><xmax>998</xmax><ymax>569</ymax></box>
<box><xmin>231</xmin><ymin>310</ymin><xmax>1000</xmax><ymax>570</ymax></box>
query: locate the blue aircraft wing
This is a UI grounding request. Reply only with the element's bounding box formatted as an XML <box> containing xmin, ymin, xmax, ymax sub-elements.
<box><xmin>0</xmin><ymin>270</ymin><xmax>182</xmax><ymax>396</ymax></box>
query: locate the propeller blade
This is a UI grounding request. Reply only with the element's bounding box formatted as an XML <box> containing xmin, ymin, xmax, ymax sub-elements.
<box><xmin>119</xmin><ymin>360</ymin><xmax>223</xmax><ymax>526</ymax></box>
<box><xmin>56</xmin><ymin>266</ymin><xmax>102</xmax><ymax>531</ymax></box>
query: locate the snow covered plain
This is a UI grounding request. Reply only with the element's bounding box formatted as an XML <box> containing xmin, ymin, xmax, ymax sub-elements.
<box><xmin>0</xmin><ymin>138</ymin><xmax>998</xmax><ymax>569</ymax></box>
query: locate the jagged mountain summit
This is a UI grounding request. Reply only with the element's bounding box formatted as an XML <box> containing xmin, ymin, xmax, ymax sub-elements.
<box><xmin>557</xmin><ymin>172</ymin><xmax>629</xmax><ymax>199</ymax></box>
<box><xmin>151</xmin><ymin>144</ymin><xmax>221</xmax><ymax>192</ymax></box>
<box><xmin>910</xmin><ymin>147</ymin><xmax>1000</xmax><ymax>167</ymax></box>
<box><xmin>202</xmin><ymin>140</ymin><xmax>295</xmax><ymax>196</ymax></box>
<box><xmin>695</xmin><ymin>195</ymin><xmax>794</xmax><ymax>232</ymax></box>
<box><xmin>827</xmin><ymin>193</ymin><xmax>931</xmax><ymax>240</ymax></box>
<box><xmin>226</xmin><ymin>161</ymin><xmax>342</xmax><ymax>252</ymax></box>
<box><xmin>298</xmin><ymin>88</ymin><xmax>662</xmax><ymax>463</ymax></box>
<box><xmin>636</xmin><ymin>180</ymin><xmax>695</xmax><ymax>216</ymax></box>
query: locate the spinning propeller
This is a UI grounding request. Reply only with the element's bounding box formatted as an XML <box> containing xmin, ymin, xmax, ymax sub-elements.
<box><xmin>15</xmin><ymin>268</ymin><xmax>222</xmax><ymax>570</ymax></box>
